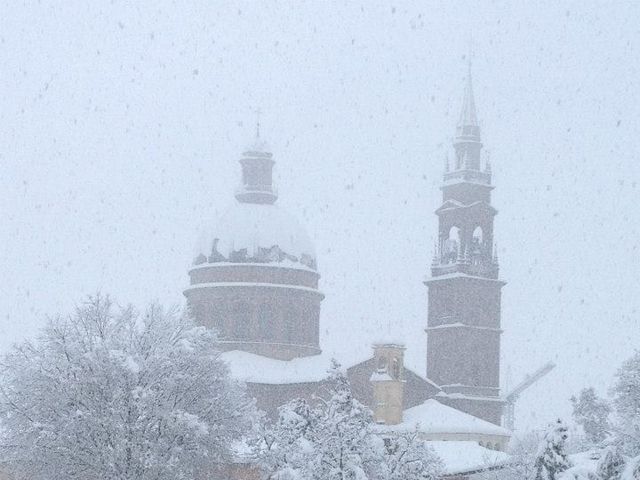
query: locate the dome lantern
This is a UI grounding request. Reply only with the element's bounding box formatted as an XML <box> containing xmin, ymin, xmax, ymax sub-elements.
<box><xmin>235</xmin><ymin>119</ymin><xmax>278</xmax><ymax>205</ymax></box>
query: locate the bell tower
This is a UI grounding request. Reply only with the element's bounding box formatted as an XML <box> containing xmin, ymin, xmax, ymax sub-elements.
<box><xmin>425</xmin><ymin>65</ymin><xmax>506</xmax><ymax>425</ymax></box>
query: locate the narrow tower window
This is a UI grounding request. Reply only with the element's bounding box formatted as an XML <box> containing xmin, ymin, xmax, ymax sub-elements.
<box><xmin>377</xmin><ymin>356</ymin><xmax>387</xmax><ymax>373</ymax></box>
<box><xmin>392</xmin><ymin>357</ymin><xmax>401</xmax><ymax>379</ymax></box>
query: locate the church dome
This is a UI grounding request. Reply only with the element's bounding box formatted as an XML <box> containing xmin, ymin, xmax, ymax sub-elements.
<box><xmin>186</xmin><ymin>131</ymin><xmax>323</xmax><ymax>361</ymax></box>
<box><xmin>194</xmin><ymin>201</ymin><xmax>317</xmax><ymax>270</ymax></box>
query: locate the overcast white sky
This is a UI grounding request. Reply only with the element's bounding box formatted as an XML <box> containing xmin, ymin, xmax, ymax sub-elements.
<box><xmin>1</xmin><ymin>1</ymin><xmax>639</xmax><ymax>431</ymax></box>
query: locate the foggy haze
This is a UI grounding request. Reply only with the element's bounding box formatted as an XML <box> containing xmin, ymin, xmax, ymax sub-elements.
<box><xmin>0</xmin><ymin>0</ymin><xmax>638</xmax><ymax>433</ymax></box>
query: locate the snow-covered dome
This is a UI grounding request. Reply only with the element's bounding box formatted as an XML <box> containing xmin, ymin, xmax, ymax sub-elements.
<box><xmin>193</xmin><ymin>134</ymin><xmax>317</xmax><ymax>271</ymax></box>
<box><xmin>194</xmin><ymin>201</ymin><xmax>317</xmax><ymax>270</ymax></box>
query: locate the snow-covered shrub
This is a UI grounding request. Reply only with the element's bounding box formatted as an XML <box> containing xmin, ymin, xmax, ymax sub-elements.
<box><xmin>596</xmin><ymin>446</ymin><xmax>625</xmax><ymax>480</ymax></box>
<box><xmin>621</xmin><ymin>456</ymin><xmax>640</xmax><ymax>480</ymax></box>
<box><xmin>482</xmin><ymin>431</ymin><xmax>542</xmax><ymax>480</ymax></box>
<box><xmin>258</xmin><ymin>360</ymin><xmax>382</xmax><ymax>479</ymax></box>
<box><xmin>535</xmin><ymin>419</ymin><xmax>572</xmax><ymax>480</ymax></box>
<box><xmin>558</xmin><ymin>465</ymin><xmax>600</xmax><ymax>480</ymax></box>
<box><xmin>258</xmin><ymin>360</ymin><xmax>442</xmax><ymax>480</ymax></box>
<box><xmin>0</xmin><ymin>294</ymin><xmax>255</xmax><ymax>480</ymax></box>
<box><xmin>612</xmin><ymin>351</ymin><xmax>640</xmax><ymax>456</ymax></box>
<box><xmin>257</xmin><ymin>398</ymin><xmax>315</xmax><ymax>477</ymax></box>
<box><xmin>382</xmin><ymin>430</ymin><xmax>443</xmax><ymax>480</ymax></box>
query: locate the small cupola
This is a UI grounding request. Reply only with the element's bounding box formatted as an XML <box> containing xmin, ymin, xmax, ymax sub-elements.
<box><xmin>235</xmin><ymin>121</ymin><xmax>278</xmax><ymax>205</ymax></box>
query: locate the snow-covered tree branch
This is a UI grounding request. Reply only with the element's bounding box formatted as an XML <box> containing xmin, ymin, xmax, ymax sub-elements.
<box><xmin>256</xmin><ymin>360</ymin><xmax>442</xmax><ymax>480</ymax></box>
<box><xmin>0</xmin><ymin>294</ymin><xmax>256</xmax><ymax>480</ymax></box>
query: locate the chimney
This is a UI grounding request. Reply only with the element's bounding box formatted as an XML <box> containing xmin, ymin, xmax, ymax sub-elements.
<box><xmin>370</xmin><ymin>343</ymin><xmax>405</xmax><ymax>425</ymax></box>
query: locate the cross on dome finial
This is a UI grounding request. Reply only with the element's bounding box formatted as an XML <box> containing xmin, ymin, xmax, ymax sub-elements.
<box><xmin>246</xmin><ymin>108</ymin><xmax>270</xmax><ymax>154</ymax></box>
<box><xmin>254</xmin><ymin>107</ymin><xmax>262</xmax><ymax>139</ymax></box>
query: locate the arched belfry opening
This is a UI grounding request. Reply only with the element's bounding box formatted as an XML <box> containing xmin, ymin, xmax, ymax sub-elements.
<box><xmin>470</xmin><ymin>226</ymin><xmax>485</xmax><ymax>265</ymax></box>
<box><xmin>472</xmin><ymin>225</ymin><xmax>483</xmax><ymax>246</ymax></box>
<box><xmin>443</xmin><ymin>226</ymin><xmax>461</xmax><ymax>264</ymax></box>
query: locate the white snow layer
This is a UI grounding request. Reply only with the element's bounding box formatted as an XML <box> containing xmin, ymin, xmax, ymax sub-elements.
<box><xmin>196</xmin><ymin>202</ymin><xmax>316</xmax><ymax>265</ymax></box>
<box><xmin>220</xmin><ymin>350</ymin><xmax>332</xmax><ymax>385</ymax></box>
<box><xmin>429</xmin><ymin>441</ymin><xmax>509</xmax><ymax>475</ymax></box>
<box><xmin>560</xmin><ymin>466</ymin><xmax>599</xmax><ymax>480</ymax></box>
<box><xmin>377</xmin><ymin>399</ymin><xmax>511</xmax><ymax>437</ymax></box>
<box><xmin>189</xmin><ymin>260</ymin><xmax>315</xmax><ymax>272</ymax></box>
<box><xmin>568</xmin><ymin>451</ymin><xmax>600</xmax><ymax>473</ymax></box>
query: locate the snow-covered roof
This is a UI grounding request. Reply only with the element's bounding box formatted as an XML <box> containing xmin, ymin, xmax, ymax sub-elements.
<box><xmin>428</xmin><ymin>440</ymin><xmax>509</xmax><ymax>475</ymax></box>
<box><xmin>436</xmin><ymin>391</ymin><xmax>506</xmax><ymax>403</ymax></box>
<box><xmin>370</xmin><ymin>371</ymin><xmax>394</xmax><ymax>382</ymax></box>
<box><xmin>195</xmin><ymin>201</ymin><xmax>317</xmax><ymax>270</ymax></box>
<box><xmin>377</xmin><ymin>399</ymin><xmax>511</xmax><ymax>437</ymax></box>
<box><xmin>220</xmin><ymin>350</ymin><xmax>331</xmax><ymax>385</ymax></box>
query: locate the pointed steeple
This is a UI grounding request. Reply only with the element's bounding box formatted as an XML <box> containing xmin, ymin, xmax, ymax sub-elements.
<box><xmin>450</xmin><ymin>60</ymin><xmax>483</xmax><ymax>172</ymax></box>
<box><xmin>456</xmin><ymin>60</ymin><xmax>481</xmax><ymax>141</ymax></box>
<box><xmin>458</xmin><ymin>61</ymin><xmax>478</xmax><ymax>130</ymax></box>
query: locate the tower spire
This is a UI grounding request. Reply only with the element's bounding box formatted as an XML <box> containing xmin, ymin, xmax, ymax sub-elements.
<box><xmin>449</xmin><ymin>60</ymin><xmax>483</xmax><ymax>173</ymax></box>
<box><xmin>458</xmin><ymin>59</ymin><xmax>478</xmax><ymax>130</ymax></box>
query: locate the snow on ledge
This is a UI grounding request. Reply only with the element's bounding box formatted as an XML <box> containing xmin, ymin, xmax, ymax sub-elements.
<box><xmin>436</xmin><ymin>391</ymin><xmax>506</xmax><ymax>403</ymax></box>
<box><xmin>425</xmin><ymin>322</ymin><xmax>503</xmax><ymax>332</ymax></box>
<box><xmin>185</xmin><ymin>282</ymin><xmax>323</xmax><ymax>296</ymax></box>
<box><xmin>190</xmin><ymin>260</ymin><xmax>317</xmax><ymax>273</ymax></box>
<box><xmin>424</xmin><ymin>272</ymin><xmax>506</xmax><ymax>284</ymax></box>
<box><xmin>220</xmin><ymin>350</ymin><xmax>332</xmax><ymax>385</ymax></box>
<box><xmin>370</xmin><ymin>371</ymin><xmax>394</xmax><ymax>382</ymax></box>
